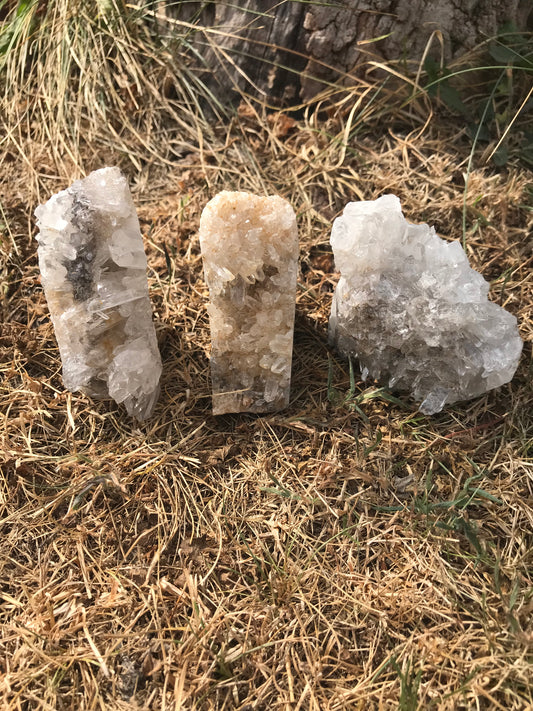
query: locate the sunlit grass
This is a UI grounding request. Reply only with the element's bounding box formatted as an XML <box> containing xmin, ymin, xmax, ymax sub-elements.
<box><xmin>0</xmin><ymin>2</ymin><xmax>531</xmax><ymax>708</ymax></box>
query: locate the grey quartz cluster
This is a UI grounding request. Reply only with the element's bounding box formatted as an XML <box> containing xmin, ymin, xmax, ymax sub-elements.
<box><xmin>328</xmin><ymin>195</ymin><xmax>523</xmax><ymax>414</ymax></box>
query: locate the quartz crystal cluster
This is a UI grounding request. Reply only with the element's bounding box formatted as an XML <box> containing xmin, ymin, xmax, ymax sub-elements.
<box><xmin>329</xmin><ymin>195</ymin><xmax>523</xmax><ymax>414</ymax></box>
<box><xmin>200</xmin><ymin>191</ymin><xmax>298</xmax><ymax>415</ymax></box>
<box><xmin>35</xmin><ymin>167</ymin><xmax>162</xmax><ymax>419</ymax></box>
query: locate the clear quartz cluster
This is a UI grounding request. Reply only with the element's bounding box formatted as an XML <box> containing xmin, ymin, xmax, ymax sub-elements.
<box><xmin>35</xmin><ymin>167</ymin><xmax>162</xmax><ymax>419</ymax></box>
<box><xmin>199</xmin><ymin>191</ymin><xmax>298</xmax><ymax>415</ymax></box>
<box><xmin>329</xmin><ymin>195</ymin><xmax>523</xmax><ymax>414</ymax></box>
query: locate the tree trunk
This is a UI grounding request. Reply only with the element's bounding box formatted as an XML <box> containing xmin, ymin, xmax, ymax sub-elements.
<box><xmin>160</xmin><ymin>0</ymin><xmax>532</xmax><ymax>104</ymax></box>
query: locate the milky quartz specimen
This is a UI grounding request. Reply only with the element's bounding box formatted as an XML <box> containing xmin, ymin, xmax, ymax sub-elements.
<box><xmin>199</xmin><ymin>191</ymin><xmax>298</xmax><ymax>414</ymax></box>
<box><xmin>35</xmin><ymin>167</ymin><xmax>162</xmax><ymax>419</ymax></box>
<box><xmin>329</xmin><ymin>195</ymin><xmax>523</xmax><ymax>414</ymax></box>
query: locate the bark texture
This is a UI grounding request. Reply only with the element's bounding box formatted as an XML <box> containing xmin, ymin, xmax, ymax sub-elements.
<box><xmin>161</xmin><ymin>0</ymin><xmax>532</xmax><ymax>103</ymax></box>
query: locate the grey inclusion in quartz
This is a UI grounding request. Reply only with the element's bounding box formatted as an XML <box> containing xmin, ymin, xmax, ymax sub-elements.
<box><xmin>35</xmin><ymin>167</ymin><xmax>162</xmax><ymax>419</ymax></box>
<box><xmin>329</xmin><ymin>195</ymin><xmax>523</xmax><ymax>414</ymax></box>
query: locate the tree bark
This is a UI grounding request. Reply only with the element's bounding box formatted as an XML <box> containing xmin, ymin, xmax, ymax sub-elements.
<box><xmin>159</xmin><ymin>0</ymin><xmax>532</xmax><ymax>104</ymax></box>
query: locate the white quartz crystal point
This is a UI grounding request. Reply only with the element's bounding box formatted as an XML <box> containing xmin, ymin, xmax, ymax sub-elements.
<box><xmin>199</xmin><ymin>191</ymin><xmax>299</xmax><ymax>415</ymax></box>
<box><xmin>329</xmin><ymin>194</ymin><xmax>523</xmax><ymax>415</ymax></box>
<box><xmin>35</xmin><ymin>167</ymin><xmax>162</xmax><ymax>420</ymax></box>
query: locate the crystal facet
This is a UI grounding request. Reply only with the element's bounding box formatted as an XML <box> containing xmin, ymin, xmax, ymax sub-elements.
<box><xmin>35</xmin><ymin>167</ymin><xmax>162</xmax><ymax>419</ymax></box>
<box><xmin>199</xmin><ymin>191</ymin><xmax>298</xmax><ymax>415</ymax></box>
<box><xmin>329</xmin><ymin>195</ymin><xmax>523</xmax><ymax>414</ymax></box>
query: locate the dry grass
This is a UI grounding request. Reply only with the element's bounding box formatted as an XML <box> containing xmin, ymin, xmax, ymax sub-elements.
<box><xmin>1</xmin><ymin>2</ymin><xmax>532</xmax><ymax>709</ymax></box>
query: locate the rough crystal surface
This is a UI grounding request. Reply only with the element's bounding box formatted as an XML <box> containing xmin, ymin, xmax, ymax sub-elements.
<box><xmin>35</xmin><ymin>167</ymin><xmax>162</xmax><ymax>419</ymax></box>
<box><xmin>200</xmin><ymin>191</ymin><xmax>298</xmax><ymax>415</ymax></box>
<box><xmin>329</xmin><ymin>194</ymin><xmax>523</xmax><ymax>414</ymax></box>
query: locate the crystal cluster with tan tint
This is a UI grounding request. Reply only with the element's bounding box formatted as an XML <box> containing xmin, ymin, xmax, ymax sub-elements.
<box><xmin>199</xmin><ymin>191</ymin><xmax>299</xmax><ymax>415</ymax></box>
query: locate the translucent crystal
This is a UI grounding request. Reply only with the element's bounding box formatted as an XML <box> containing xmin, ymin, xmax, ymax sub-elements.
<box><xmin>329</xmin><ymin>194</ymin><xmax>523</xmax><ymax>414</ymax></box>
<box><xmin>199</xmin><ymin>191</ymin><xmax>298</xmax><ymax>414</ymax></box>
<box><xmin>35</xmin><ymin>167</ymin><xmax>162</xmax><ymax>419</ymax></box>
